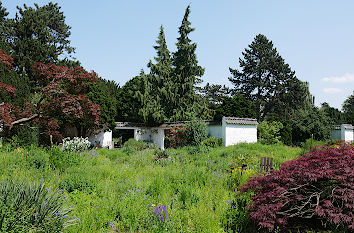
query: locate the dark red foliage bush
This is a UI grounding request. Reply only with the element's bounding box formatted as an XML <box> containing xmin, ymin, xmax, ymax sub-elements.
<box><xmin>241</xmin><ymin>144</ymin><xmax>354</xmax><ymax>232</ymax></box>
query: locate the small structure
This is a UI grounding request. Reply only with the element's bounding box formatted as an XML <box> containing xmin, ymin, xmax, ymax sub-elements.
<box><xmin>115</xmin><ymin>116</ymin><xmax>258</xmax><ymax>149</ymax></box>
<box><xmin>331</xmin><ymin>124</ymin><xmax>354</xmax><ymax>142</ymax></box>
<box><xmin>88</xmin><ymin>129</ymin><xmax>114</xmax><ymax>149</ymax></box>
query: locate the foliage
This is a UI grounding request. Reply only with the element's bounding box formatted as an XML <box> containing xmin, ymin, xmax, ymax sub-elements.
<box><xmin>0</xmin><ymin>52</ymin><xmax>101</xmax><ymax>144</ymax></box>
<box><xmin>121</xmin><ymin>138</ymin><xmax>152</xmax><ymax>154</ymax></box>
<box><xmin>0</xmin><ymin>179</ymin><xmax>74</xmax><ymax>232</ymax></box>
<box><xmin>320</xmin><ymin>102</ymin><xmax>345</xmax><ymax>125</ymax></box>
<box><xmin>59</xmin><ymin>167</ymin><xmax>97</xmax><ymax>193</ymax></box>
<box><xmin>229</xmin><ymin>34</ymin><xmax>311</xmax><ymax>121</ymax></box>
<box><xmin>258</xmin><ymin>121</ymin><xmax>284</xmax><ymax>145</ymax></box>
<box><xmin>342</xmin><ymin>92</ymin><xmax>354</xmax><ymax>125</ymax></box>
<box><xmin>279</xmin><ymin>123</ymin><xmax>292</xmax><ymax>146</ymax></box>
<box><xmin>87</xmin><ymin>77</ymin><xmax>120</xmax><ymax>129</ymax></box>
<box><xmin>170</xmin><ymin>5</ymin><xmax>209</xmax><ymax>121</ymax></box>
<box><xmin>7</xmin><ymin>124</ymin><xmax>39</xmax><ymax>147</ymax></box>
<box><xmin>201</xmin><ymin>137</ymin><xmax>223</xmax><ymax>147</ymax></box>
<box><xmin>8</xmin><ymin>2</ymin><xmax>75</xmax><ymax>80</ymax></box>
<box><xmin>199</xmin><ymin>83</ymin><xmax>231</xmax><ymax>115</ymax></box>
<box><xmin>214</xmin><ymin>95</ymin><xmax>256</xmax><ymax>121</ymax></box>
<box><xmin>223</xmin><ymin>194</ymin><xmax>254</xmax><ymax>233</ymax></box>
<box><xmin>120</xmin><ymin>7</ymin><xmax>210</xmax><ymax>125</ymax></box>
<box><xmin>0</xmin><ymin>142</ymin><xmax>301</xmax><ymax>232</ymax></box>
<box><xmin>116</xmin><ymin>74</ymin><xmax>144</xmax><ymax>123</ymax></box>
<box><xmin>166</xmin><ymin>125</ymin><xmax>188</xmax><ymax>148</ymax></box>
<box><xmin>241</xmin><ymin>144</ymin><xmax>354</xmax><ymax>232</ymax></box>
<box><xmin>62</xmin><ymin>137</ymin><xmax>91</xmax><ymax>152</ymax></box>
<box><xmin>290</xmin><ymin>106</ymin><xmax>332</xmax><ymax>144</ymax></box>
<box><xmin>185</xmin><ymin>119</ymin><xmax>208</xmax><ymax>146</ymax></box>
<box><xmin>141</xmin><ymin>26</ymin><xmax>172</xmax><ymax>125</ymax></box>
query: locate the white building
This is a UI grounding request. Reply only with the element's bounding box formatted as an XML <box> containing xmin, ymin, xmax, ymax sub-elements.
<box><xmin>88</xmin><ymin>129</ymin><xmax>114</xmax><ymax>149</ymax></box>
<box><xmin>331</xmin><ymin>124</ymin><xmax>354</xmax><ymax>142</ymax></box>
<box><xmin>115</xmin><ymin>116</ymin><xmax>258</xmax><ymax>149</ymax></box>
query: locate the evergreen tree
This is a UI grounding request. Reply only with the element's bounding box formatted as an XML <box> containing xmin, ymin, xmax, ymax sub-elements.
<box><xmin>229</xmin><ymin>34</ymin><xmax>311</xmax><ymax>121</ymax></box>
<box><xmin>320</xmin><ymin>102</ymin><xmax>345</xmax><ymax>125</ymax></box>
<box><xmin>214</xmin><ymin>95</ymin><xmax>256</xmax><ymax>121</ymax></box>
<box><xmin>145</xmin><ymin>25</ymin><xmax>172</xmax><ymax>124</ymax></box>
<box><xmin>116</xmin><ymin>72</ymin><xmax>145</xmax><ymax>123</ymax></box>
<box><xmin>199</xmin><ymin>83</ymin><xmax>231</xmax><ymax>116</ymax></box>
<box><xmin>290</xmin><ymin>107</ymin><xmax>332</xmax><ymax>143</ymax></box>
<box><xmin>87</xmin><ymin>77</ymin><xmax>120</xmax><ymax>129</ymax></box>
<box><xmin>342</xmin><ymin>92</ymin><xmax>354</xmax><ymax>125</ymax></box>
<box><xmin>0</xmin><ymin>1</ymin><xmax>10</xmax><ymax>51</ymax></box>
<box><xmin>136</xmin><ymin>72</ymin><xmax>165</xmax><ymax>125</ymax></box>
<box><xmin>171</xmin><ymin>5</ymin><xmax>208</xmax><ymax>121</ymax></box>
<box><xmin>9</xmin><ymin>2</ymin><xmax>76</xmax><ymax>82</ymax></box>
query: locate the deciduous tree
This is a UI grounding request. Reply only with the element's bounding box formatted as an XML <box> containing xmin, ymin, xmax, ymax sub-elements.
<box><xmin>0</xmin><ymin>49</ymin><xmax>100</xmax><ymax>143</ymax></box>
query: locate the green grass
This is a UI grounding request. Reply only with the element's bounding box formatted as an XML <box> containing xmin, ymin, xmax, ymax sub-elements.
<box><xmin>0</xmin><ymin>143</ymin><xmax>301</xmax><ymax>232</ymax></box>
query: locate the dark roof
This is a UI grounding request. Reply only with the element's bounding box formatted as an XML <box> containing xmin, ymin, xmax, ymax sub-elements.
<box><xmin>343</xmin><ymin>124</ymin><xmax>354</xmax><ymax>130</ymax></box>
<box><xmin>333</xmin><ymin>124</ymin><xmax>354</xmax><ymax>130</ymax></box>
<box><xmin>224</xmin><ymin>117</ymin><xmax>258</xmax><ymax>125</ymax></box>
<box><xmin>159</xmin><ymin>120</ymin><xmax>221</xmax><ymax>128</ymax></box>
<box><xmin>115</xmin><ymin>122</ymin><xmax>144</xmax><ymax>128</ymax></box>
<box><xmin>115</xmin><ymin>117</ymin><xmax>258</xmax><ymax>129</ymax></box>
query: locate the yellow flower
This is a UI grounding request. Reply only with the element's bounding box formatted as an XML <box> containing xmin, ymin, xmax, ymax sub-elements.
<box><xmin>15</xmin><ymin>147</ymin><xmax>23</xmax><ymax>153</ymax></box>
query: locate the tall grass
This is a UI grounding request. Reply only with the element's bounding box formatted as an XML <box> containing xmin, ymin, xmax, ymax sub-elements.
<box><xmin>0</xmin><ymin>142</ymin><xmax>301</xmax><ymax>232</ymax></box>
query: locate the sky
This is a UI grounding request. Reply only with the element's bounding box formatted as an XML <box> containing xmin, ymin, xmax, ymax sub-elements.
<box><xmin>3</xmin><ymin>0</ymin><xmax>354</xmax><ymax>110</ymax></box>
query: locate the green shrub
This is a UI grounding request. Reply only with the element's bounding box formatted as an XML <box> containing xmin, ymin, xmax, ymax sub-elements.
<box><xmin>96</xmin><ymin>148</ymin><xmax>127</xmax><ymax>160</ymax></box>
<box><xmin>121</xmin><ymin>139</ymin><xmax>153</xmax><ymax>154</ymax></box>
<box><xmin>301</xmin><ymin>138</ymin><xmax>327</xmax><ymax>154</ymax></box>
<box><xmin>201</xmin><ymin>137</ymin><xmax>223</xmax><ymax>147</ymax></box>
<box><xmin>258</xmin><ymin>121</ymin><xmax>283</xmax><ymax>144</ymax></box>
<box><xmin>10</xmin><ymin>124</ymin><xmax>39</xmax><ymax>147</ymax></box>
<box><xmin>185</xmin><ymin>119</ymin><xmax>208</xmax><ymax>146</ymax></box>
<box><xmin>59</xmin><ymin>167</ymin><xmax>97</xmax><ymax>193</ymax></box>
<box><xmin>0</xmin><ymin>179</ymin><xmax>74</xmax><ymax>232</ymax></box>
<box><xmin>223</xmin><ymin>194</ymin><xmax>254</xmax><ymax>233</ymax></box>
<box><xmin>51</xmin><ymin>146</ymin><xmax>83</xmax><ymax>171</ymax></box>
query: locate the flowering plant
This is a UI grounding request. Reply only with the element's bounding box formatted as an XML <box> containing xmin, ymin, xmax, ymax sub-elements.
<box><xmin>166</xmin><ymin>126</ymin><xmax>188</xmax><ymax>148</ymax></box>
<box><xmin>62</xmin><ymin>137</ymin><xmax>91</xmax><ymax>152</ymax></box>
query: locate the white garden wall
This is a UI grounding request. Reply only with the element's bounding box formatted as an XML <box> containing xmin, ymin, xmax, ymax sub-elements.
<box><xmin>208</xmin><ymin>125</ymin><xmax>222</xmax><ymax>138</ymax></box>
<box><xmin>224</xmin><ymin>124</ymin><xmax>257</xmax><ymax>146</ymax></box>
<box><xmin>88</xmin><ymin>130</ymin><xmax>113</xmax><ymax>149</ymax></box>
<box><xmin>342</xmin><ymin>125</ymin><xmax>353</xmax><ymax>142</ymax></box>
<box><xmin>331</xmin><ymin>129</ymin><xmax>341</xmax><ymax>140</ymax></box>
<box><xmin>134</xmin><ymin>128</ymin><xmax>165</xmax><ymax>150</ymax></box>
<box><xmin>331</xmin><ymin>124</ymin><xmax>354</xmax><ymax>142</ymax></box>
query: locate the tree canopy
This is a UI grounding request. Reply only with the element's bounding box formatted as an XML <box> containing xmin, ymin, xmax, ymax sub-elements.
<box><xmin>229</xmin><ymin>34</ymin><xmax>311</xmax><ymax>121</ymax></box>
<box><xmin>7</xmin><ymin>2</ymin><xmax>76</xmax><ymax>83</ymax></box>
<box><xmin>342</xmin><ymin>92</ymin><xmax>354</xmax><ymax>125</ymax></box>
<box><xmin>0</xmin><ymin>49</ymin><xmax>100</xmax><ymax>143</ymax></box>
<box><xmin>119</xmin><ymin>6</ymin><xmax>209</xmax><ymax>125</ymax></box>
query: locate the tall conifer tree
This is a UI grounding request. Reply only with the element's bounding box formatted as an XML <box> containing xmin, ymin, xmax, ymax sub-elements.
<box><xmin>171</xmin><ymin>5</ymin><xmax>207</xmax><ymax>121</ymax></box>
<box><xmin>146</xmin><ymin>25</ymin><xmax>172</xmax><ymax>123</ymax></box>
<box><xmin>229</xmin><ymin>34</ymin><xmax>311</xmax><ymax>121</ymax></box>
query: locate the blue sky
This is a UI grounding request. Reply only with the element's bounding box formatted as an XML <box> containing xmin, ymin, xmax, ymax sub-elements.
<box><xmin>3</xmin><ymin>1</ymin><xmax>354</xmax><ymax>109</ymax></box>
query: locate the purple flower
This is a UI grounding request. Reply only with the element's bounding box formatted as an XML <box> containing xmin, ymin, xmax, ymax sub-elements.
<box><xmin>153</xmin><ymin>204</ymin><xmax>168</xmax><ymax>223</ymax></box>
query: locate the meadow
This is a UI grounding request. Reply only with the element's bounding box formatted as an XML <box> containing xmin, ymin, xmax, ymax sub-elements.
<box><xmin>0</xmin><ymin>141</ymin><xmax>302</xmax><ymax>232</ymax></box>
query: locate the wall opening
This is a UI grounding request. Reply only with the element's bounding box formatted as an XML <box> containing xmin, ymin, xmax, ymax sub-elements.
<box><xmin>114</xmin><ymin>129</ymin><xmax>134</xmax><ymax>147</ymax></box>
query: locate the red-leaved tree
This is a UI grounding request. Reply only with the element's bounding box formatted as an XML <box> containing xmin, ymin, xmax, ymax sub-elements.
<box><xmin>241</xmin><ymin>144</ymin><xmax>354</xmax><ymax>232</ymax></box>
<box><xmin>0</xmin><ymin>49</ymin><xmax>101</xmax><ymax>143</ymax></box>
